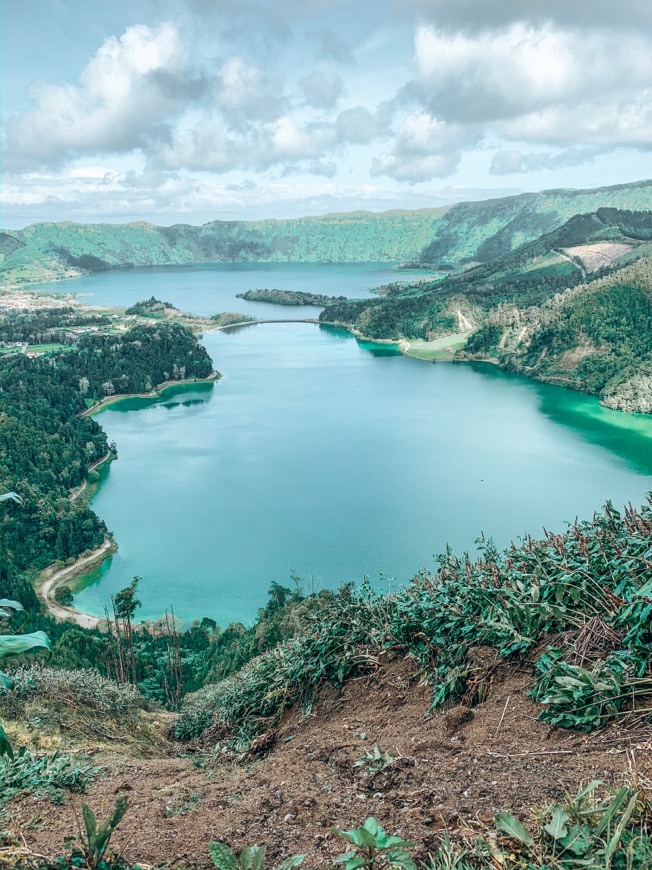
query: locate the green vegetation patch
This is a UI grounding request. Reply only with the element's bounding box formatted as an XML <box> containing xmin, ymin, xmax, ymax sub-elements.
<box><xmin>210</xmin><ymin>311</ymin><xmax>258</xmax><ymax>326</ymax></box>
<box><xmin>177</xmin><ymin>500</ymin><xmax>652</xmax><ymax>745</ymax></box>
<box><xmin>404</xmin><ymin>332</ymin><xmax>470</xmax><ymax>360</ymax></box>
<box><xmin>236</xmin><ymin>288</ymin><xmax>347</xmax><ymax>306</ymax></box>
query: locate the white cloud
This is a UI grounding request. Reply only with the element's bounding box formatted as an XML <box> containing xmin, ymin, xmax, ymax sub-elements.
<box><xmin>216</xmin><ymin>57</ymin><xmax>284</xmax><ymax>121</ymax></box>
<box><xmin>335</xmin><ymin>107</ymin><xmax>378</xmax><ymax>145</ymax></box>
<box><xmin>268</xmin><ymin>116</ymin><xmax>322</xmax><ymax>159</ymax></box>
<box><xmin>153</xmin><ymin>113</ymin><xmax>334</xmax><ymax>175</ymax></box>
<box><xmin>490</xmin><ymin>147</ymin><xmax>604</xmax><ymax>175</ymax></box>
<box><xmin>299</xmin><ymin>71</ymin><xmax>343</xmax><ymax>108</ymax></box>
<box><xmin>406</xmin><ymin>0</ymin><xmax>652</xmax><ymax>33</ymax></box>
<box><xmin>0</xmin><ymin>164</ymin><xmax>464</xmax><ymax>224</ymax></box>
<box><xmin>3</xmin><ymin>3</ymin><xmax>652</xmax><ymax>223</ymax></box>
<box><xmin>3</xmin><ymin>23</ymin><xmax>199</xmax><ymax>171</ymax></box>
<box><xmin>412</xmin><ymin>23</ymin><xmax>652</xmax><ymax>144</ymax></box>
<box><xmin>372</xmin><ymin>111</ymin><xmax>473</xmax><ymax>181</ymax></box>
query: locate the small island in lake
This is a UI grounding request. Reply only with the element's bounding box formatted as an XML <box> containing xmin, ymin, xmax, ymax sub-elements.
<box><xmin>236</xmin><ymin>288</ymin><xmax>347</xmax><ymax>306</ymax></box>
<box><xmin>210</xmin><ymin>311</ymin><xmax>258</xmax><ymax>326</ymax></box>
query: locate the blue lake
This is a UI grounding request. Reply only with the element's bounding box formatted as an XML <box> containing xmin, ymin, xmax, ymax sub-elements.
<box><xmin>49</xmin><ymin>262</ymin><xmax>652</xmax><ymax>627</ymax></box>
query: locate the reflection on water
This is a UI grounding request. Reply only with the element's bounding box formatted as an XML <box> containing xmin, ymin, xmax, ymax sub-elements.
<box><xmin>108</xmin><ymin>382</ymin><xmax>216</xmax><ymax>414</ymax></box>
<box><xmin>467</xmin><ymin>362</ymin><xmax>652</xmax><ymax>475</ymax></box>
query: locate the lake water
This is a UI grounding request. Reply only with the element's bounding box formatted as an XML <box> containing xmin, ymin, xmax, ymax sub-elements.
<box><xmin>61</xmin><ymin>264</ymin><xmax>652</xmax><ymax>625</ymax></box>
<box><xmin>35</xmin><ymin>262</ymin><xmax>423</xmax><ymax>321</ymax></box>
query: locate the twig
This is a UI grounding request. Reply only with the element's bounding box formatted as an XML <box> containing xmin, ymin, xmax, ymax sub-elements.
<box><xmin>485</xmin><ymin>749</ymin><xmax>577</xmax><ymax>758</ymax></box>
<box><xmin>494</xmin><ymin>695</ymin><xmax>510</xmax><ymax>736</ymax></box>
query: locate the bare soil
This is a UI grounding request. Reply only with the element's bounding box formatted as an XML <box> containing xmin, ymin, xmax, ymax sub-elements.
<box><xmin>6</xmin><ymin>657</ymin><xmax>651</xmax><ymax>868</ymax></box>
<box><xmin>562</xmin><ymin>242</ymin><xmax>633</xmax><ymax>273</ymax></box>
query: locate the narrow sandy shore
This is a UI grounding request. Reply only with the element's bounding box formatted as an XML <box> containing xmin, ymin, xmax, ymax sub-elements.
<box><xmin>68</xmin><ymin>452</ymin><xmax>112</xmax><ymax>501</ymax></box>
<box><xmin>37</xmin><ymin>537</ymin><xmax>115</xmax><ymax>629</ymax></box>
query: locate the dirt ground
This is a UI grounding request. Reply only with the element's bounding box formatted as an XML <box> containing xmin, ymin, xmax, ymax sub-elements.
<box><xmin>562</xmin><ymin>242</ymin><xmax>633</xmax><ymax>272</ymax></box>
<box><xmin>6</xmin><ymin>657</ymin><xmax>652</xmax><ymax>868</ymax></box>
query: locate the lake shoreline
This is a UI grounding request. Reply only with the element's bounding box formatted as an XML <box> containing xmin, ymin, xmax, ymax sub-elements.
<box><xmin>36</xmin><ymin>537</ymin><xmax>117</xmax><ymax>629</ymax></box>
<box><xmin>35</xmin><ymin>372</ymin><xmax>222</xmax><ymax>628</ymax></box>
<box><xmin>82</xmin><ymin>370</ymin><xmax>221</xmax><ymax>416</ymax></box>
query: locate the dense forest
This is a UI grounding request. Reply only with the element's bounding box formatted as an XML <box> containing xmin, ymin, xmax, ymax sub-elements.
<box><xmin>125</xmin><ymin>296</ymin><xmax>178</xmax><ymax>316</ymax></box>
<box><xmin>321</xmin><ymin>209</ymin><xmax>652</xmax><ymax>339</ymax></box>
<box><xmin>0</xmin><ymin>314</ymin><xmax>313</xmax><ymax>707</ymax></box>
<box><xmin>0</xmin><ymin>355</ymin><xmax>109</xmax><ymax>571</ymax></box>
<box><xmin>0</xmin><ymin>321</ymin><xmax>212</xmax><ymax>571</ymax></box>
<box><xmin>0</xmin><ymin>306</ymin><xmax>110</xmax><ymax>345</ymax></box>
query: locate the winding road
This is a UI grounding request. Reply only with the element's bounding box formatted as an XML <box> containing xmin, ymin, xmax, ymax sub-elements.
<box><xmin>37</xmin><ymin>537</ymin><xmax>114</xmax><ymax>628</ymax></box>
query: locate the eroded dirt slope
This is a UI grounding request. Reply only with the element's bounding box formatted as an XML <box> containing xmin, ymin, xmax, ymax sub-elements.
<box><xmin>6</xmin><ymin>656</ymin><xmax>651</xmax><ymax>868</ymax></box>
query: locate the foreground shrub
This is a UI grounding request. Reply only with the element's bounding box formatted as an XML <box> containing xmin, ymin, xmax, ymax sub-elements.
<box><xmin>0</xmin><ymin>746</ymin><xmax>96</xmax><ymax>807</ymax></box>
<box><xmin>2</xmin><ymin>666</ymin><xmax>149</xmax><ymax>717</ymax></box>
<box><xmin>178</xmin><ymin>500</ymin><xmax>652</xmax><ymax>743</ymax></box>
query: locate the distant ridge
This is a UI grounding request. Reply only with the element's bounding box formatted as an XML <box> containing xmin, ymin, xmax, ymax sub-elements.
<box><xmin>1</xmin><ymin>179</ymin><xmax>650</xmax><ymax>288</ymax></box>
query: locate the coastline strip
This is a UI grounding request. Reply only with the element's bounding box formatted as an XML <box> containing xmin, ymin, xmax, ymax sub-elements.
<box><xmin>82</xmin><ymin>370</ymin><xmax>220</xmax><ymax>416</ymax></box>
<box><xmin>68</xmin><ymin>452</ymin><xmax>112</xmax><ymax>501</ymax></box>
<box><xmin>37</xmin><ymin>537</ymin><xmax>116</xmax><ymax>629</ymax></box>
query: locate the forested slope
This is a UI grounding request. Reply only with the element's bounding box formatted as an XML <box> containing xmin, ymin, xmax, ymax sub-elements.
<box><xmin>0</xmin><ymin>323</ymin><xmax>213</xmax><ymax>573</ymax></box>
<box><xmin>322</xmin><ymin>208</ymin><xmax>652</xmax><ymax>412</ymax></box>
<box><xmin>2</xmin><ymin>179</ymin><xmax>650</xmax><ymax>287</ymax></box>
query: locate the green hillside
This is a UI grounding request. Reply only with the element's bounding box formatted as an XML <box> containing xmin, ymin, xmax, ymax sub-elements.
<box><xmin>2</xmin><ymin>179</ymin><xmax>650</xmax><ymax>288</ymax></box>
<box><xmin>321</xmin><ymin>207</ymin><xmax>652</xmax><ymax>412</ymax></box>
<box><xmin>418</xmin><ymin>180</ymin><xmax>652</xmax><ymax>265</ymax></box>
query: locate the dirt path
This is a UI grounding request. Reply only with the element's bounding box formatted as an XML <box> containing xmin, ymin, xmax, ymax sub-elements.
<box><xmin>554</xmin><ymin>248</ymin><xmax>587</xmax><ymax>278</ymax></box>
<box><xmin>68</xmin><ymin>453</ymin><xmax>111</xmax><ymax>501</ymax></box>
<box><xmin>37</xmin><ymin>538</ymin><xmax>114</xmax><ymax>628</ymax></box>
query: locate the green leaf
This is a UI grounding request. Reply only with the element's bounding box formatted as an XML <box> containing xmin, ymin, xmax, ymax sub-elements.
<box><xmin>0</xmin><ymin>670</ymin><xmax>14</xmax><ymax>690</ymax></box>
<box><xmin>385</xmin><ymin>850</ymin><xmax>417</xmax><ymax>870</ymax></box>
<box><xmin>86</xmin><ymin>795</ymin><xmax>128</xmax><ymax>863</ymax></box>
<box><xmin>543</xmin><ymin>806</ymin><xmax>570</xmax><ymax>840</ymax></box>
<box><xmin>356</xmin><ymin>828</ymin><xmax>380</xmax><ymax>850</ymax></box>
<box><xmin>240</xmin><ymin>845</ymin><xmax>266</xmax><ymax>870</ymax></box>
<box><xmin>605</xmin><ymin>791</ymin><xmax>638</xmax><ymax>861</ymax></box>
<box><xmin>560</xmin><ymin>825</ymin><xmax>592</xmax><ymax>856</ymax></box>
<box><xmin>495</xmin><ymin>812</ymin><xmax>534</xmax><ymax>847</ymax></box>
<box><xmin>376</xmin><ymin>835</ymin><xmax>415</xmax><ymax>851</ymax></box>
<box><xmin>0</xmin><ymin>631</ymin><xmax>51</xmax><ymax>661</ymax></box>
<box><xmin>209</xmin><ymin>842</ymin><xmax>239</xmax><ymax>870</ymax></box>
<box><xmin>574</xmin><ymin>780</ymin><xmax>603</xmax><ymax>802</ymax></box>
<box><xmin>363</xmin><ymin>818</ymin><xmax>381</xmax><ymax>838</ymax></box>
<box><xmin>274</xmin><ymin>855</ymin><xmax>304</xmax><ymax>870</ymax></box>
<box><xmin>0</xmin><ymin>721</ymin><xmax>13</xmax><ymax>759</ymax></box>
<box><xmin>594</xmin><ymin>787</ymin><xmax>629</xmax><ymax>837</ymax></box>
<box><xmin>82</xmin><ymin>803</ymin><xmax>97</xmax><ymax>846</ymax></box>
<box><xmin>333</xmin><ymin>829</ymin><xmax>367</xmax><ymax>849</ymax></box>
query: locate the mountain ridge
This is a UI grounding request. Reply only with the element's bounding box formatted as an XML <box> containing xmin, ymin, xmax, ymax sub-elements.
<box><xmin>2</xmin><ymin>179</ymin><xmax>650</xmax><ymax>288</ymax></box>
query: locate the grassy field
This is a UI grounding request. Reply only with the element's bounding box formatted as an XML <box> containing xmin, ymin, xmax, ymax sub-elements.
<box><xmin>403</xmin><ymin>331</ymin><xmax>470</xmax><ymax>360</ymax></box>
<box><xmin>28</xmin><ymin>343</ymin><xmax>71</xmax><ymax>353</ymax></box>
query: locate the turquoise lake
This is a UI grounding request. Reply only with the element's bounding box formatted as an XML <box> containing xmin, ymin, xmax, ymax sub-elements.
<box><xmin>41</xmin><ymin>265</ymin><xmax>652</xmax><ymax>627</ymax></box>
<box><xmin>35</xmin><ymin>261</ymin><xmax>422</xmax><ymax>320</ymax></box>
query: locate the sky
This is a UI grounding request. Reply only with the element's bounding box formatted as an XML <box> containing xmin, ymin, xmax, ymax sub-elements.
<box><xmin>2</xmin><ymin>0</ymin><xmax>651</xmax><ymax>227</ymax></box>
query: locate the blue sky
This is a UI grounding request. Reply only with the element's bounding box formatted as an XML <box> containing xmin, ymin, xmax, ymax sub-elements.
<box><xmin>2</xmin><ymin>0</ymin><xmax>651</xmax><ymax>227</ymax></box>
